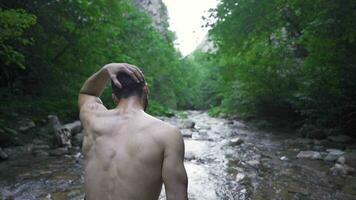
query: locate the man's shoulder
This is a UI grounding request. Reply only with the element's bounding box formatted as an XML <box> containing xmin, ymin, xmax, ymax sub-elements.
<box><xmin>144</xmin><ymin>113</ymin><xmax>179</xmax><ymax>130</ymax></box>
<box><xmin>142</xmin><ymin>113</ymin><xmax>181</xmax><ymax>139</ymax></box>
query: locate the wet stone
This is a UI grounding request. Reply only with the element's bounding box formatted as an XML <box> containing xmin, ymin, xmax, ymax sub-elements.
<box><xmin>297</xmin><ymin>151</ymin><xmax>322</xmax><ymax>160</ymax></box>
<box><xmin>181</xmin><ymin>129</ymin><xmax>193</xmax><ymax>138</ymax></box>
<box><xmin>178</xmin><ymin>120</ymin><xmax>195</xmax><ymax>129</ymax></box>
<box><xmin>324</xmin><ymin>153</ymin><xmax>341</xmax><ymax>162</ymax></box>
<box><xmin>324</xmin><ymin>149</ymin><xmax>345</xmax><ymax>162</ymax></box>
<box><xmin>280</xmin><ymin>156</ymin><xmax>288</xmax><ymax>161</ymax></box>
<box><xmin>247</xmin><ymin>160</ymin><xmax>260</xmax><ymax>166</ymax></box>
<box><xmin>229</xmin><ymin>137</ymin><xmax>244</xmax><ymax>146</ymax></box>
<box><xmin>235</xmin><ymin>173</ymin><xmax>246</xmax><ymax>182</ymax></box>
<box><xmin>185</xmin><ymin>151</ymin><xmax>196</xmax><ymax>161</ymax></box>
<box><xmin>337</xmin><ymin>156</ymin><xmax>346</xmax><ymax>164</ymax></box>
<box><xmin>330</xmin><ymin>163</ymin><xmax>356</xmax><ymax>175</ymax></box>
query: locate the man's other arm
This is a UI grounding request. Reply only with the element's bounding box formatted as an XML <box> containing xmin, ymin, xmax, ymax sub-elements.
<box><xmin>162</xmin><ymin>127</ymin><xmax>188</xmax><ymax>200</ymax></box>
<box><xmin>78</xmin><ymin>66</ymin><xmax>109</xmax><ymax>111</ymax></box>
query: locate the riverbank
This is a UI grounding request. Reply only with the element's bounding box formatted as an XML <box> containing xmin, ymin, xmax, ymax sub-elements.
<box><xmin>1</xmin><ymin>111</ymin><xmax>356</xmax><ymax>199</ymax></box>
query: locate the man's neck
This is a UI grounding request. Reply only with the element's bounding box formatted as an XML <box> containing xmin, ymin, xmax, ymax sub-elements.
<box><xmin>116</xmin><ymin>96</ymin><xmax>144</xmax><ymax>113</ymax></box>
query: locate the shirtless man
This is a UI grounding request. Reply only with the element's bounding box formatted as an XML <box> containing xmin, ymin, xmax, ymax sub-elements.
<box><xmin>78</xmin><ymin>63</ymin><xmax>188</xmax><ymax>200</ymax></box>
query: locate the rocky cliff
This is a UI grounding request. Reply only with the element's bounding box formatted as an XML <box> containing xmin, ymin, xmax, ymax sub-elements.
<box><xmin>133</xmin><ymin>0</ymin><xmax>169</xmax><ymax>35</ymax></box>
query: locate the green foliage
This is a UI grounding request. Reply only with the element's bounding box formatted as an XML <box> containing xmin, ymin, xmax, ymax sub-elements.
<box><xmin>195</xmin><ymin>0</ymin><xmax>356</xmax><ymax>134</ymax></box>
<box><xmin>0</xmin><ymin>8</ymin><xmax>36</xmax><ymax>84</ymax></box>
<box><xmin>146</xmin><ymin>100</ymin><xmax>174</xmax><ymax>117</ymax></box>
<box><xmin>0</xmin><ymin>0</ymin><xmax>188</xmax><ymax>118</ymax></box>
<box><xmin>208</xmin><ymin>106</ymin><xmax>224</xmax><ymax>117</ymax></box>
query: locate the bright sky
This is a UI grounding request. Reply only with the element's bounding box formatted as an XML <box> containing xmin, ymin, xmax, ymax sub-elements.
<box><xmin>162</xmin><ymin>0</ymin><xmax>218</xmax><ymax>56</ymax></box>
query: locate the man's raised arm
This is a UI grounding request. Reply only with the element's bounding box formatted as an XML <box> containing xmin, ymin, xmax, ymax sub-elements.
<box><xmin>78</xmin><ymin>63</ymin><xmax>143</xmax><ymax>110</ymax></box>
<box><xmin>162</xmin><ymin>127</ymin><xmax>188</xmax><ymax>200</ymax></box>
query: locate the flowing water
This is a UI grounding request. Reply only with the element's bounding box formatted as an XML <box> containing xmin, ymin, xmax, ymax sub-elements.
<box><xmin>1</xmin><ymin>111</ymin><xmax>356</xmax><ymax>200</ymax></box>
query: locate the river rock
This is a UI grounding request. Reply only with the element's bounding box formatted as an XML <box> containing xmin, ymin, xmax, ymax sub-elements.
<box><xmin>0</xmin><ymin>147</ymin><xmax>9</xmax><ymax>160</ymax></box>
<box><xmin>185</xmin><ymin>151</ymin><xmax>196</xmax><ymax>161</ymax></box>
<box><xmin>181</xmin><ymin>129</ymin><xmax>193</xmax><ymax>138</ymax></box>
<box><xmin>330</xmin><ymin>163</ymin><xmax>356</xmax><ymax>175</ymax></box>
<box><xmin>179</xmin><ymin>120</ymin><xmax>195</xmax><ymax>129</ymax></box>
<box><xmin>326</xmin><ymin>148</ymin><xmax>344</xmax><ymax>154</ymax></box>
<box><xmin>18</xmin><ymin>118</ymin><xmax>36</xmax><ymax>132</ymax></box>
<box><xmin>327</xmin><ymin>135</ymin><xmax>353</xmax><ymax>144</ymax></box>
<box><xmin>230</xmin><ymin>137</ymin><xmax>244</xmax><ymax>146</ymax></box>
<box><xmin>49</xmin><ymin>147</ymin><xmax>69</xmax><ymax>157</ymax></box>
<box><xmin>235</xmin><ymin>173</ymin><xmax>246</xmax><ymax>182</ymax></box>
<box><xmin>280</xmin><ymin>156</ymin><xmax>288</xmax><ymax>161</ymax></box>
<box><xmin>324</xmin><ymin>149</ymin><xmax>345</xmax><ymax>162</ymax></box>
<box><xmin>247</xmin><ymin>159</ymin><xmax>260</xmax><ymax>166</ymax></box>
<box><xmin>296</xmin><ymin>151</ymin><xmax>322</xmax><ymax>160</ymax></box>
<box><xmin>337</xmin><ymin>156</ymin><xmax>346</xmax><ymax>164</ymax></box>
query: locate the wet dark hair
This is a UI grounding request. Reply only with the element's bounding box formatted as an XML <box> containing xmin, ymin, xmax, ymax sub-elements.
<box><xmin>111</xmin><ymin>73</ymin><xmax>145</xmax><ymax>99</ymax></box>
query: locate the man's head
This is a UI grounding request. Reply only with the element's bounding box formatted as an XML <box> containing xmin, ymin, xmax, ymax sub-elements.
<box><xmin>111</xmin><ymin>73</ymin><xmax>148</xmax><ymax>110</ymax></box>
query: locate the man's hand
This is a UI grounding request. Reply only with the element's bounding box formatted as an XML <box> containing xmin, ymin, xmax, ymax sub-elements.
<box><xmin>78</xmin><ymin>63</ymin><xmax>144</xmax><ymax>110</ymax></box>
<box><xmin>104</xmin><ymin>63</ymin><xmax>144</xmax><ymax>88</ymax></box>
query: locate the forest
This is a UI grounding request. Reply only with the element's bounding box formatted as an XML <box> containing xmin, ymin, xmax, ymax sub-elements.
<box><xmin>187</xmin><ymin>0</ymin><xmax>356</xmax><ymax>138</ymax></box>
<box><xmin>1</xmin><ymin>0</ymin><xmax>356</xmax><ymax>139</ymax></box>
<box><xmin>1</xmin><ymin>0</ymin><xmax>356</xmax><ymax>199</ymax></box>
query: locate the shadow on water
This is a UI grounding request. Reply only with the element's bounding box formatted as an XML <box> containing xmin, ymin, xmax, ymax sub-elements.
<box><xmin>1</xmin><ymin>110</ymin><xmax>356</xmax><ymax>199</ymax></box>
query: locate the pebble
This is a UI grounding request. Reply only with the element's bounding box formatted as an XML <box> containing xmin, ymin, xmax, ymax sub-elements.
<box><xmin>247</xmin><ymin>160</ymin><xmax>260</xmax><ymax>166</ymax></box>
<box><xmin>280</xmin><ymin>156</ymin><xmax>288</xmax><ymax>161</ymax></box>
<box><xmin>230</xmin><ymin>137</ymin><xmax>244</xmax><ymax>146</ymax></box>
<box><xmin>235</xmin><ymin>173</ymin><xmax>245</xmax><ymax>182</ymax></box>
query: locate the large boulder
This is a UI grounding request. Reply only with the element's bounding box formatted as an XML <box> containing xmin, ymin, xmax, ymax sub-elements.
<box><xmin>296</xmin><ymin>151</ymin><xmax>322</xmax><ymax>160</ymax></box>
<box><xmin>324</xmin><ymin>149</ymin><xmax>345</xmax><ymax>162</ymax></box>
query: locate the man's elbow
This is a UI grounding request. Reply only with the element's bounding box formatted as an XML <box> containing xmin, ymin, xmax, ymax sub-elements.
<box><xmin>169</xmin><ymin>175</ymin><xmax>188</xmax><ymax>199</ymax></box>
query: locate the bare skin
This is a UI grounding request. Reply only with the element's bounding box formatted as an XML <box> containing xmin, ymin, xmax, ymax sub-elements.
<box><xmin>78</xmin><ymin>63</ymin><xmax>188</xmax><ymax>200</ymax></box>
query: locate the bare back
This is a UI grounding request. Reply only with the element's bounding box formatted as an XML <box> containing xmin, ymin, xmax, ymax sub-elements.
<box><xmin>80</xmin><ymin>105</ymin><xmax>187</xmax><ymax>200</ymax></box>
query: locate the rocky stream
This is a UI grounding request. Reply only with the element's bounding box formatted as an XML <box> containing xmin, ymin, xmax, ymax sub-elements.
<box><xmin>1</xmin><ymin>111</ymin><xmax>356</xmax><ymax>200</ymax></box>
